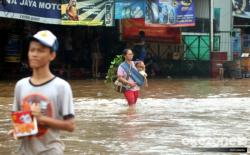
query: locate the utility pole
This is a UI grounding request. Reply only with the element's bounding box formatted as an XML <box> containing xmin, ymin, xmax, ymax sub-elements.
<box><xmin>210</xmin><ymin>0</ymin><xmax>214</xmax><ymax>53</ymax></box>
<box><xmin>230</xmin><ymin>1</ymin><xmax>233</xmax><ymax>61</ymax></box>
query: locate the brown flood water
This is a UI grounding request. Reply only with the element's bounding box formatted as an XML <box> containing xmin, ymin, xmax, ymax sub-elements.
<box><xmin>0</xmin><ymin>79</ymin><xmax>250</xmax><ymax>154</ymax></box>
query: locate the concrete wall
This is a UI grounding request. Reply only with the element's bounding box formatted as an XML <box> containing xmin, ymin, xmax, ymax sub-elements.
<box><xmin>214</xmin><ymin>0</ymin><xmax>232</xmax><ymax>32</ymax></box>
<box><xmin>194</xmin><ymin>0</ymin><xmax>209</xmax><ymax>19</ymax></box>
<box><xmin>214</xmin><ymin>0</ymin><xmax>233</xmax><ymax>60</ymax></box>
<box><xmin>193</xmin><ymin>0</ymin><xmax>233</xmax><ymax>60</ymax></box>
<box><xmin>194</xmin><ymin>0</ymin><xmax>232</xmax><ymax>31</ymax></box>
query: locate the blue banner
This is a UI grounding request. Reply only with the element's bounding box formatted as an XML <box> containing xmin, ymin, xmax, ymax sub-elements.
<box><xmin>0</xmin><ymin>0</ymin><xmax>61</xmax><ymax>24</ymax></box>
<box><xmin>115</xmin><ymin>0</ymin><xmax>145</xmax><ymax>19</ymax></box>
<box><xmin>146</xmin><ymin>0</ymin><xmax>195</xmax><ymax>27</ymax></box>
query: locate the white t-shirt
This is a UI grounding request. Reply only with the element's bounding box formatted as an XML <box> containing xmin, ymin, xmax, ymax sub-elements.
<box><xmin>12</xmin><ymin>77</ymin><xmax>74</xmax><ymax>155</ymax></box>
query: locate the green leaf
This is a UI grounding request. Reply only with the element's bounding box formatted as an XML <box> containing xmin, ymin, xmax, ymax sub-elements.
<box><xmin>105</xmin><ymin>54</ymin><xmax>123</xmax><ymax>83</ymax></box>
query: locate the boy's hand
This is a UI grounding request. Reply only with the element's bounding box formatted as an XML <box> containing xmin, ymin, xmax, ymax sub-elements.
<box><xmin>31</xmin><ymin>103</ymin><xmax>41</xmax><ymax>118</ymax></box>
<box><xmin>8</xmin><ymin>129</ymin><xmax>18</xmax><ymax>140</ymax></box>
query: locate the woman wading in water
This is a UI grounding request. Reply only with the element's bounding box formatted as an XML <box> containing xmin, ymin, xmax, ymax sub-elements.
<box><xmin>117</xmin><ymin>49</ymin><xmax>145</xmax><ymax>109</ymax></box>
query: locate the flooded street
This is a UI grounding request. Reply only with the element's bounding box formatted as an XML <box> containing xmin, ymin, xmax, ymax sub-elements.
<box><xmin>0</xmin><ymin>79</ymin><xmax>250</xmax><ymax>154</ymax></box>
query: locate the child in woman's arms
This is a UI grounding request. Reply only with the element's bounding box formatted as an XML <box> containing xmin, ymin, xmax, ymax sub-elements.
<box><xmin>135</xmin><ymin>61</ymin><xmax>148</xmax><ymax>87</ymax></box>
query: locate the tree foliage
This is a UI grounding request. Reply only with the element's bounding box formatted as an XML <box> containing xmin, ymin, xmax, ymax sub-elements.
<box><xmin>105</xmin><ymin>55</ymin><xmax>124</xmax><ymax>83</ymax></box>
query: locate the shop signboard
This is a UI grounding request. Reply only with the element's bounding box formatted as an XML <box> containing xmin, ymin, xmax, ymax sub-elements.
<box><xmin>0</xmin><ymin>0</ymin><xmax>61</xmax><ymax>24</ymax></box>
<box><xmin>122</xmin><ymin>18</ymin><xmax>181</xmax><ymax>43</ymax></box>
<box><xmin>145</xmin><ymin>0</ymin><xmax>195</xmax><ymax>27</ymax></box>
<box><xmin>115</xmin><ymin>0</ymin><xmax>146</xmax><ymax>19</ymax></box>
<box><xmin>233</xmin><ymin>0</ymin><xmax>250</xmax><ymax>18</ymax></box>
<box><xmin>61</xmin><ymin>0</ymin><xmax>114</xmax><ymax>26</ymax></box>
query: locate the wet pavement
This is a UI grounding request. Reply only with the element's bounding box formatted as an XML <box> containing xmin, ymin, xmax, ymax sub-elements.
<box><xmin>0</xmin><ymin>79</ymin><xmax>250</xmax><ymax>154</ymax></box>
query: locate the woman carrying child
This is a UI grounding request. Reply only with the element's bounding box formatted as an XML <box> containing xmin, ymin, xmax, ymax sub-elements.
<box><xmin>117</xmin><ymin>49</ymin><xmax>147</xmax><ymax>108</ymax></box>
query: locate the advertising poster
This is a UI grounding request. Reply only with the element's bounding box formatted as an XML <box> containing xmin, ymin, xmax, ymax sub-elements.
<box><xmin>115</xmin><ymin>0</ymin><xmax>146</xmax><ymax>19</ymax></box>
<box><xmin>145</xmin><ymin>0</ymin><xmax>195</xmax><ymax>27</ymax></box>
<box><xmin>233</xmin><ymin>0</ymin><xmax>250</xmax><ymax>18</ymax></box>
<box><xmin>61</xmin><ymin>0</ymin><xmax>114</xmax><ymax>26</ymax></box>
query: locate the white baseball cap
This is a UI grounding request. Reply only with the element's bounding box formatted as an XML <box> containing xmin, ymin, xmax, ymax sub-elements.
<box><xmin>31</xmin><ymin>30</ymin><xmax>59</xmax><ymax>52</ymax></box>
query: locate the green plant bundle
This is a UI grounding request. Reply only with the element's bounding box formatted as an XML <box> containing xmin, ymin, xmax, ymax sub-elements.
<box><xmin>105</xmin><ymin>55</ymin><xmax>124</xmax><ymax>83</ymax></box>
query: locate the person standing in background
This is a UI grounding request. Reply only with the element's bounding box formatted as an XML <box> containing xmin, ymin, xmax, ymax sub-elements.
<box><xmin>64</xmin><ymin>30</ymin><xmax>73</xmax><ymax>79</ymax></box>
<box><xmin>91</xmin><ymin>35</ymin><xmax>103</xmax><ymax>78</ymax></box>
<box><xmin>133</xmin><ymin>31</ymin><xmax>147</xmax><ymax>61</ymax></box>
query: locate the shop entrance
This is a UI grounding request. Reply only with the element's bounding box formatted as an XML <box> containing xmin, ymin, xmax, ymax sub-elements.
<box><xmin>0</xmin><ymin>18</ymin><xmax>124</xmax><ymax>80</ymax></box>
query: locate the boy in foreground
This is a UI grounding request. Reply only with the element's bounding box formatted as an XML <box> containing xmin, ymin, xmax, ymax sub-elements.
<box><xmin>8</xmin><ymin>30</ymin><xmax>75</xmax><ymax>155</ymax></box>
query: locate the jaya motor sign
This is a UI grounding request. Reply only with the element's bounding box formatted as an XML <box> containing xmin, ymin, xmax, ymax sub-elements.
<box><xmin>0</xmin><ymin>0</ymin><xmax>61</xmax><ymax>24</ymax></box>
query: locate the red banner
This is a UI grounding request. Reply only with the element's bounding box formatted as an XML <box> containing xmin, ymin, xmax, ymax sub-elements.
<box><xmin>122</xmin><ymin>18</ymin><xmax>181</xmax><ymax>43</ymax></box>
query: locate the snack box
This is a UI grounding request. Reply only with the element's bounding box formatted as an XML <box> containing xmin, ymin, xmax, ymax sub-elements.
<box><xmin>11</xmin><ymin>111</ymin><xmax>38</xmax><ymax>137</ymax></box>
